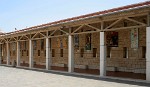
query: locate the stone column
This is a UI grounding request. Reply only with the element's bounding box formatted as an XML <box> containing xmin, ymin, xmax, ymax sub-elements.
<box><xmin>16</xmin><ymin>41</ymin><xmax>20</xmax><ymax>66</ymax></box>
<box><xmin>46</xmin><ymin>38</ymin><xmax>51</xmax><ymax>70</ymax></box>
<box><xmin>100</xmin><ymin>32</ymin><xmax>106</xmax><ymax>77</ymax></box>
<box><xmin>29</xmin><ymin>39</ymin><xmax>33</xmax><ymax>68</ymax></box>
<box><xmin>6</xmin><ymin>42</ymin><xmax>10</xmax><ymax>65</ymax></box>
<box><xmin>0</xmin><ymin>44</ymin><xmax>2</xmax><ymax>64</ymax></box>
<box><xmin>68</xmin><ymin>35</ymin><xmax>74</xmax><ymax>73</ymax></box>
<box><xmin>146</xmin><ymin>27</ymin><xmax>150</xmax><ymax>81</ymax></box>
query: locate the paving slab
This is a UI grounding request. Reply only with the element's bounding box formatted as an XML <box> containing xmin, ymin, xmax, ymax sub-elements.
<box><xmin>0</xmin><ymin>66</ymin><xmax>150</xmax><ymax>87</ymax></box>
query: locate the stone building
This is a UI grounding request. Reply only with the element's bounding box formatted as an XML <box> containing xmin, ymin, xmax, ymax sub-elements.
<box><xmin>0</xmin><ymin>1</ymin><xmax>150</xmax><ymax>82</ymax></box>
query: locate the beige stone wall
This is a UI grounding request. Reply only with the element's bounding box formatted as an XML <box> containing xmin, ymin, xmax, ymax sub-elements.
<box><xmin>74</xmin><ymin>33</ymin><xmax>100</xmax><ymax>69</ymax></box>
<box><xmin>33</xmin><ymin>39</ymin><xmax>46</xmax><ymax>65</ymax></box>
<box><xmin>106</xmin><ymin>28</ymin><xmax>146</xmax><ymax>73</ymax></box>
<box><xmin>20</xmin><ymin>41</ymin><xmax>29</xmax><ymax>64</ymax></box>
<box><xmin>2</xmin><ymin>43</ymin><xmax>7</xmax><ymax>63</ymax></box>
<box><xmin>9</xmin><ymin>42</ymin><xmax>17</xmax><ymax>64</ymax></box>
<box><xmin>51</xmin><ymin>36</ymin><xmax>68</xmax><ymax>67</ymax></box>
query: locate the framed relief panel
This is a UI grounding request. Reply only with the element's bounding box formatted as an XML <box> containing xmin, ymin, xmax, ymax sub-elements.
<box><xmin>85</xmin><ymin>33</ymin><xmax>91</xmax><ymax>50</ymax></box>
<box><xmin>106</xmin><ymin>31</ymin><xmax>118</xmax><ymax>47</ymax></box>
<box><xmin>131</xmin><ymin>28</ymin><xmax>138</xmax><ymax>49</ymax></box>
<box><xmin>74</xmin><ymin>34</ymin><xmax>79</xmax><ymax>50</ymax></box>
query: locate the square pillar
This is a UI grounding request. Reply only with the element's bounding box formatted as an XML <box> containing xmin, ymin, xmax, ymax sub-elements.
<box><xmin>146</xmin><ymin>27</ymin><xmax>150</xmax><ymax>81</ymax></box>
<box><xmin>46</xmin><ymin>38</ymin><xmax>51</xmax><ymax>70</ymax></box>
<box><xmin>0</xmin><ymin>44</ymin><xmax>2</xmax><ymax>64</ymax></box>
<box><xmin>68</xmin><ymin>35</ymin><xmax>74</xmax><ymax>73</ymax></box>
<box><xmin>29</xmin><ymin>39</ymin><xmax>33</xmax><ymax>68</ymax></box>
<box><xmin>16</xmin><ymin>41</ymin><xmax>20</xmax><ymax>67</ymax></box>
<box><xmin>6</xmin><ymin>42</ymin><xmax>10</xmax><ymax>65</ymax></box>
<box><xmin>100</xmin><ymin>32</ymin><xmax>106</xmax><ymax>77</ymax></box>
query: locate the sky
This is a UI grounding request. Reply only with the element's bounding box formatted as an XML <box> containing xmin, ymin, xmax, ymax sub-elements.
<box><xmin>0</xmin><ymin>0</ymin><xmax>148</xmax><ymax>33</ymax></box>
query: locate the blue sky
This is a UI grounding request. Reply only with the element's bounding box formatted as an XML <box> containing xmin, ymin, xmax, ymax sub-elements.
<box><xmin>0</xmin><ymin>0</ymin><xmax>148</xmax><ymax>32</ymax></box>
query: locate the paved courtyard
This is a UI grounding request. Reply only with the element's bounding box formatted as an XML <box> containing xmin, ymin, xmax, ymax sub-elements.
<box><xmin>0</xmin><ymin>66</ymin><xmax>149</xmax><ymax>87</ymax></box>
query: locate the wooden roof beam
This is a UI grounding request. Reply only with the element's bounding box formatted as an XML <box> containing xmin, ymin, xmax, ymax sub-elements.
<box><xmin>103</xmin><ymin>25</ymin><xmax>146</xmax><ymax>31</ymax></box>
<box><xmin>85</xmin><ymin>24</ymin><xmax>101</xmax><ymax>31</ymax></box>
<box><xmin>72</xmin><ymin>25</ymin><xmax>85</xmax><ymax>34</ymax></box>
<box><xmin>58</xmin><ymin>29</ymin><xmax>69</xmax><ymax>35</ymax></box>
<box><xmin>104</xmin><ymin>18</ymin><xmax>123</xmax><ymax>30</ymax></box>
<box><xmin>125</xmin><ymin>17</ymin><xmax>146</xmax><ymax>26</ymax></box>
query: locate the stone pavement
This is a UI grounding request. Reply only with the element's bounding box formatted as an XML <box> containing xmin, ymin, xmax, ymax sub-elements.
<box><xmin>0</xmin><ymin>66</ymin><xmax>150</xmax><ymax>87</ymax></box>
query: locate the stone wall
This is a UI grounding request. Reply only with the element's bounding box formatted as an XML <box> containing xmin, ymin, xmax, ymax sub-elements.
<box><xmin>32</xmin><ymin>39</ymin><xmax>46</xmax><ymax>65</ymax></box>
<box><xmin>106</xmin><ymin>28</ymin><xmax>146</xmax><ymax>73</ymax></box>
<box><xmin>51</xmin><ymin>36</ymin><xmax>68</xmax><ymax>67</ymax></box>
<box><xmin>20</xmin><ymin>41</ymin><xmax>29</xmax><ymax>64</ymax></box>
<box><xmin>9</xmin><ymin>42</ymin><xmax>17</xmax><ymax>65</ymax></box>
<box><xmin>1</xmin><ymin>43</ymin><xmax>7</xmax><ymax>64</ymax></box>
<box><xmin>74</xmin><ymin>32</ymin><xmax>100</xmax><ymax>69</ymax></box>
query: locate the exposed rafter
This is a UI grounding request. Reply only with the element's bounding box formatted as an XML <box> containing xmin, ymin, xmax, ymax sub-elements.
<box><xmin>58</xmin><ymin>29</ymin><xmax>69</xmax><ymax>35</ymax></box>
<box><xmin>32</xmin><ymin>32</ymin><xmax>46</xmax><ymax>39</ymax></box>
<box><xmin>49</xmin><ymin>30</ymin><xmax>57</xmax><ymax>36</ymax></box>
<box><xmin>39</xmin><ymin>32</ymin><xmax>46</xmax><ymax>37</ymax></box>
<box><xmin>125</xmin><ymin>17</ymin><xmax>146</xmax><ymax>26</ymax></box>
<box><xmin>85</xmin><ymin>24</ymin><xmax>101</xmax><ymax>31</ymax></box>
<box><xmin>3</xmin><ymin>38</ymin><xmax>7</xmax><ymax>42</ymax></box>
<box><xmin>72</xmin><ymin>24</ymin><xmax>101</xmax><ymax>35</ymax></box>
<box><xmin>103</xmin><ymin>25</ymin><xmax>145</xmax><ymax>31</ymax></box>
<box><xmin>49</xmin><ymin>34</ymin><xmax>68</xmax><ymax>38</ymax></box>
<box><xmin>8</xmin><ymin>37</ymin><xmax>17</xmax><ymax>42</ymax></box>
<box><xmin>32</xmin><ymin>32</ymin><xmax>38</xmax><ymax>39</ymax></box>
<box><xmin>72</xmin><ymin>25</ymin><xmax>85</xmax><ymax>33</ymax></box>
<box><xmin>71</xmin><ymin>31</ymin><xmax>99</xmax><ymax>35</ymax></box>
<box><xmin>19</xmin><ymin>35</ymin><xmax>29</xmax><ymax>40</ymax></box>
<box><xmin>101</xmin><ymin>21</ymin><xmax>104</xmax><ymax>30</ymax></box>
<box><xmin>104</xmin><ymin>18</ymin><xmax>123</xmax><ymax>30</ymax></box>
<box><xmin>0</xmin><ymin>39</ymin><xmax>3</xmax><ymax>43</ymax></box>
